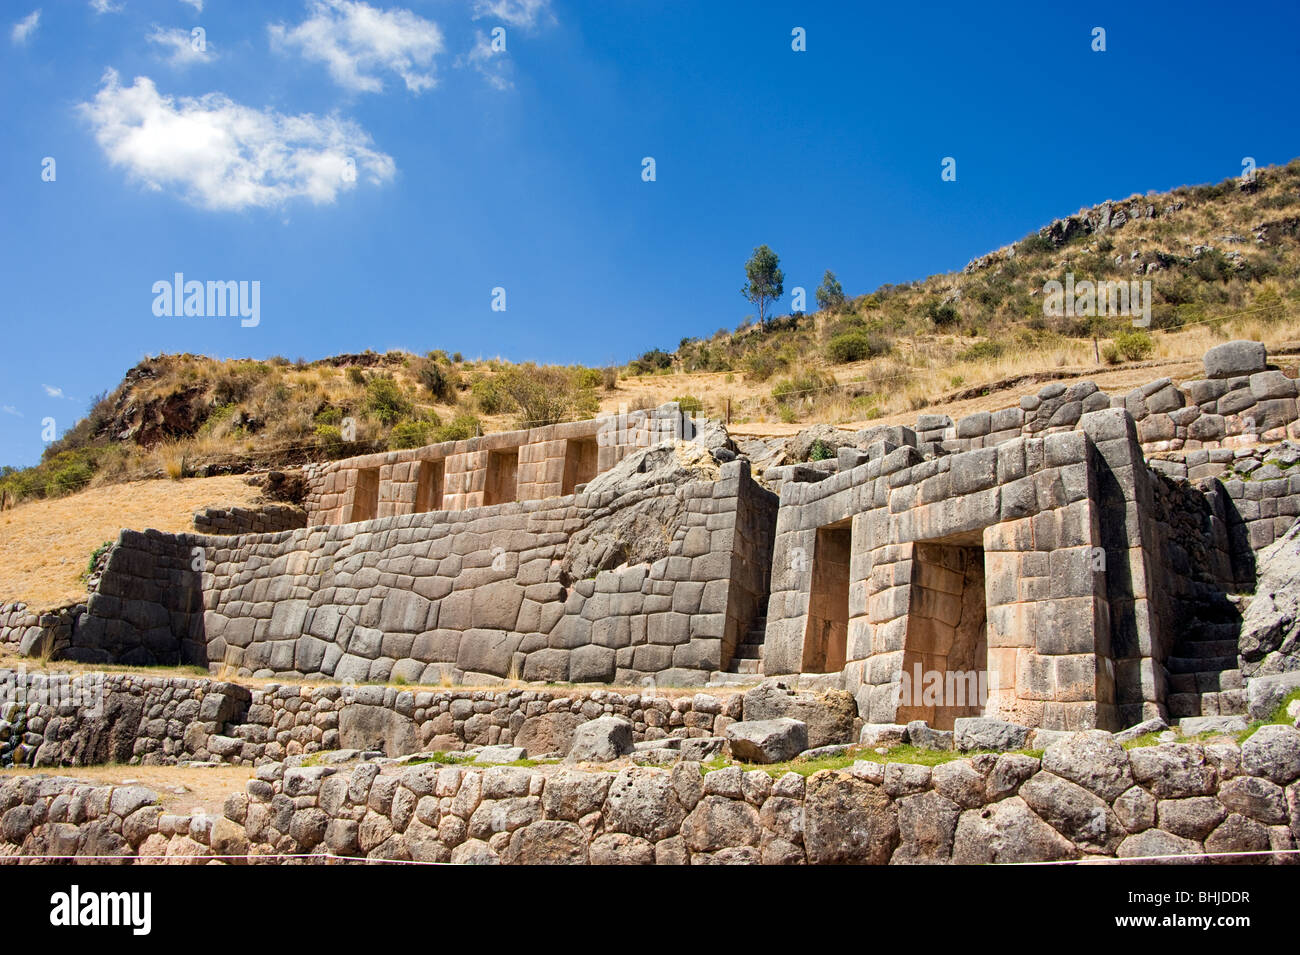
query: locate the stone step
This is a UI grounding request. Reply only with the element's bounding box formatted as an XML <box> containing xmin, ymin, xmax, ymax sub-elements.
<box><xmin>1195</xmin><ymin>669</ymin><xmax>1242</xmax><ymax>693</ymax></box>
<box><xmin>707</xmin><ymin>671</ymin><xmax>762</xmax><ymax>687</ymax></box>
<box><xmin>1167</xmin><ymin>692</ymin><xmax>1203</xmax><ymax>718</ymax></box>
<box><xmin>1197</xmin><ymin>689</ymin><xmax>1246</xmax><ymax>716</ymax></box>
<box><xmin>729</xmin><ymin>658</ymin><xmax>763</xmax><ymax>674</ymax></box>
<box><xmin>1172</xmin><ymin>639</ymin><xmax>1239</xmax><ymax>659</ymax></box>
<box><xmin>732</xmin><ymin>643</ymin><xmax>764</xmax><ymax>660</ymax></box>
<box><xmin>1166</xmin><ymin>654</ymin><xmax>1238</xmax><ymax>674</ymax></box>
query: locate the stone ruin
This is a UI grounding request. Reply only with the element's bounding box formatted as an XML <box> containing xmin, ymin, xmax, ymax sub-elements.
<box><xmin>4</xmin><ymin>340</ymin><xmax>1300</xmax><ymax>737</ymax></box>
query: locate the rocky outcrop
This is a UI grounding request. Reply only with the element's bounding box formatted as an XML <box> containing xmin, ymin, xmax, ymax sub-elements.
<box><xmin>1239</xmin><ymin>518</ymin><xmax>1300</xmax><ymax>676</ymax></box>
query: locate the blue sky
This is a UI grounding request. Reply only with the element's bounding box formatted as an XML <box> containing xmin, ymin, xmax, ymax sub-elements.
<box><xmin>2</xmin><ymin>0</ymin><xmax>1299</xmax><ymax>467</ymax></box>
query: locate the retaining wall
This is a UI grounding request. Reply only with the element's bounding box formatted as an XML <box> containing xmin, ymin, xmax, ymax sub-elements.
<box><xmin>4</xmin><ymin>727</ymin><xmax>1297</xmax><ymax>864</ymax></box>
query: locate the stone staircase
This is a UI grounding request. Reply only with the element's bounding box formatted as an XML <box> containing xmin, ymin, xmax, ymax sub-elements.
<box><xmin>708</xmin><ymin>616</ymin><xmax>767</xmax><ymax>686</ymax></box>
<box><xmin>1165</xmin><ymin>617</ymin><xmax>1245</xmax><ymax>719</ymax></box>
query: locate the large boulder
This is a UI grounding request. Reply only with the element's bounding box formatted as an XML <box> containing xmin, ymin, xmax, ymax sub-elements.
<box><xmin>337</xmin><ymin>705</ymin><xmax>418</xmax><ymax>757</ymax></box>
<box><xmin>951</xmin><ymin>797</ymin><xmax>1079</xmax><ymax>863</ymax></box>
<box><xmin>742</xmin><ymin>680</ymin><xmax>857</xmax><ymax>748</ymax></box>
<box><xmin>1239</xmin><ymin>519</ymin><xmax>1300</xmax><ymax>677</ymax></box>
<box><xmin>953</xmin><ymin>717</ymin><xmax>1030</xmax><ymax>752</ymax></box>
<box><xmin>564</xmin><ymin>716</ymin><xmax>634</xmax><ymax>763</ymax></box>
<box><xmin>803</xmin><ymin>772</ymin><xmax>899</xmax><ymax>864</ymax></box>
<box><xmin>725</xmin><ymin>718</ymin><xmax>808</xmax><ymax>764</ymax></box>
<box><xmin>513</xmin><ymin>712</ymin><xmax>585</xmax><ymax>757</ymax></box>
<box><xmin>1203</xmin><ymin>340</ymin><xmax>1267</xmax><ymax>379</ymax></box>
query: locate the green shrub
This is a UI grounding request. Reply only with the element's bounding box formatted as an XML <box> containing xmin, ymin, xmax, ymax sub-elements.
<box><xmin>674</xmin><ymin>395</ymin><xmax>705</xmax><ymax>414</ymax></box>
<box><xmin>957</xmin><ymin>340</ymin><xmax>1004</xmax><ymax>362</ymax></box>
<box><xmin>826</xmin><ymin>331</ymin><xmax>890</xmax><ymax>364</ymax></box>
<box><xmin>417</xmin><ymin>359</ymin><xmax>459</xmax><ymax>402</ymax></box>
<box><xmin>808</xmin><ymin>439</ymin><xmax>834</xmax><ymax>461</ymax></box>
<box><xmin>346</xmin><ymin>367</ymin><xmax>367</xmax><ymax>386</ymax></box>
<box><xmin>1103</xmin><ymin>330</ymin><xmax>1155</xmax><ymax>364</ymax></box>
<box><xmin>924</xmin><ymin>300</ymin><xmax>960</xmax><ymax>328</ymax></box>
<box><xmin>364</xmin><ymin>375</ymin><xmax>413</xmax><ymax>425</ymax></box>
<box><xmin>470</xmin><ymin>376</ymin><xmax>507</xmax><ymax>414</ymax></box>
<box><xmin>390</xmin><ymin>413</ymin><xmax>442</xmax><ymax>449</ymax></box>
<box><xmin>433</xmin><ymin>413</ymin><xmax>481</xmax><ymax>442</ymax></box>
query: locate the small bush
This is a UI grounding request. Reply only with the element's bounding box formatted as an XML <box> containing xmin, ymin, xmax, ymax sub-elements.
<box><xmin>601</xmin><ymin>366</ymin><xmax>619</xmax><ymax>391</ymax></box>
<box><xmin>346</xmin><ymin>367</ymin><xmax>367</xmax><ymax>386</ymax></box>
<box><xmin>827</xmin><ymin>331</ymin><xmax>890</xmax><ymax>364</ymax></box>
<box><xmin>1103</xmin><ymin>330</ymin><xmax>1155</xmax><ymax>364</ymax></box>
<box><xmin>365</xmin><ymin>375</ymin><xmax>413</xmax><ymax>425</ymax></box>
<box><xmin>808</xmin><ymin>439</ymin><xmax>834</xmax><ymax>461</ymax></box>
<box><xmin>957</xmin><ymin>340</ymin><xmax>1004</xmax><ymax>362</ymax></box>
<box><xmin>924</xmin><ymin>300</ymin><xmax>960</xmax><ymax>328</ymax></box>
<box><xmin>470</xmin><ymin>375</ymin><xmax>507</xmax><ymax>414</ymax></box>
<box><xmin>416</xmin><ymin>359</ymin><xmax>459</xmax><ymax>402</ymax></box>
<box><xmin>390</xmin><ymin>413</ymin><xmax>442</xmax><ymax>449</ymax></box>
<box><xmin>433</xmin><ymin>413</ymin><xmax>481</xmax><ymax>442</ymax></box>
<box><xmin>674</xmin><ymin>395</ymin><xmax>705</xmax><ymax>414</ymax></box>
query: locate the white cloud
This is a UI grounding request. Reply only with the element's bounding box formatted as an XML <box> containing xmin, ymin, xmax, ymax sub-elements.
<box><xmin>42</xmin><ymin>385</ymin><xmax>68</xmax><ymax>399</ymax></box>
<box><xmin>2</xmin><ymin>406</ymin><xmax>22</xmax><ymax>417</ymax></box>
<box><xmin>471</xmin><ymin>0</ymin><xmax>553</xmax><ymax>30</ymax></box>
<box><xmin>147</xmin><ymin>25</ymin><xmax>214</xmax><ymax>66</ymax></box>
<box><xmin>90</xmin><ymin>0</ymin><xmax>124</xmax><ymax>14</ymax></box>
<box><xmin>461</xmin><ymin>30</ymin><xmax>511</xmax><ymax>91</ymax></box>
<box><xmin>270</xmin><ymin>0</ymin><xmax>443</xmax><ymax>94</ymax></box>
<box><xmin>11</xmin><ymin>9</ymin><xmax>40</xmax><ymax>46</ymax></box>
<box><xmin>179</xmin><ymin>0</ymin><xmax>203</xmax><ymax>11</ymax></box>
<box><xmin>78</xmin><ymin>70</ymin><xmax>396</xmax><ymax>211</ymax></box>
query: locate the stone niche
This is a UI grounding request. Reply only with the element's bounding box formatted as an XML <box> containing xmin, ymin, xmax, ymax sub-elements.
<box><xmin>484</xmin><ymin>448</ymin><xmax>519</xmax><ymax>506</ymax></box>
<box><xmin>349</xmin><ymin>468</ymin><xmax>379</xmax><ymax>523</ymax></box>
<box><xmin>763</xmin><ymin>412</ymin><xmax>1159</xmax><ymax>732</ymax></box>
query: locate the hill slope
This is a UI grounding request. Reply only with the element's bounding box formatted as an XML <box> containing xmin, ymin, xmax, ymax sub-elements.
<box><xmin>3</xmin><ymin>159</ymin><xmax>1299</xmax><ymax>509</ymax></box>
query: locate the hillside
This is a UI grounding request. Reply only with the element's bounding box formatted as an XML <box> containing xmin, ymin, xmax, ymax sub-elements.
<box><xmin>3</xmin><ymin>159</ymin><xmax>1299</xmax><ymax>511</ymax></box>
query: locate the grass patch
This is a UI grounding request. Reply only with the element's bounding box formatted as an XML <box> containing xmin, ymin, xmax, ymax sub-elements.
<box><xmin>699</xmin><ymin>742</ymin><xmax>1040</xmax><ymax>778</ymax></box>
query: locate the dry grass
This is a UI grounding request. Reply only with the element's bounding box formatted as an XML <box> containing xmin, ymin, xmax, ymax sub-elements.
<box><xmin>613</xmin><ymin>316</ymin><xmax>1300</xmax><ymax>437</ymax></box>
<box><xmin>0</xmin><ymin>475</ymin><xmax>260</xmax><ymax>609</ymax></box>
<box><xmin>0</xmin><ymin>763</ymin><xmax>255</xmax><ymax>815</ymax></box>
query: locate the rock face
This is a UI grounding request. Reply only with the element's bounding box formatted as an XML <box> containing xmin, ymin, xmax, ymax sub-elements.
<box><xmin>564</xmin><ymin>716</ymin><xmax>634</xmax><ymax>763</ymax></box>
<box><xmin>741</xmin><ymin>680</ymin><xmax>857</xmax><ymax>749</ymax></box>
<box><xmin>1239</xmin><ymin>518</ymin><xmax>1300</xmax><ymax>677</ymax></box>
<box><xmin>725</xmin><ymin>719</ymin><xmax>808</xmax><ymax>764</ymax></box>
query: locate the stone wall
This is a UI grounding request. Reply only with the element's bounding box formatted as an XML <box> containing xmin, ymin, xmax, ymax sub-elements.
<box><xmin>303</xmin><ymin>405</ymin><xmax>700</xmax><ymax>524</ymax></box>
<box><xmin>0</xmin><ymin>668</ymin><xmax>745</xmax><ymax>769</ymax></box>
<box><xmin>898</xmin><ymin>342</ymin><xmax>1300</xmax><ymax>462</ymax></box>
<box><xmin>12</xmin><ymin>459</ymin><xmax>776</xmax><ymax>687</ymax></box>
<box><xmin>766</xmin><ymin>411</ymin><xmax>1142</xmax><ymax>731</ymax></box>
<box><xmin>4</xmin><ymin>727</ymin><xmax>1297</xmax><ymax>864</ymax></box>
<box><xmin>193</xmin><ymin>504</ymin><xmax>307</xmax><ymax>536</ymax></box>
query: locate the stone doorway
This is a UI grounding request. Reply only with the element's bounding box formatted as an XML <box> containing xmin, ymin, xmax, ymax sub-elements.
<box><xmin>896</xmin><ymin>536</ymin><xmax>988</xmax><ymax>729</ymax></box>
<box><xmin>801</xmin><ymin>521</ymin><xmax>851</xmax><ymax>673</ymax></box>
<box><xmin>485</xmin><ymin>449</ymin><xmax>519</xmax><ymax>506</ymax></box>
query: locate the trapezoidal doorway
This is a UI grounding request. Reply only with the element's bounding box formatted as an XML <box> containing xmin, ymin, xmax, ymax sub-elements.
<box><xmin>562</xmin><ymin>437</ymin><xmax>599</xmax><ymax>495</ymax></box>
<box><xmin>485</xmin><ymin>449</ymin><xmax>519</xmax><ymax>506</ymax></box>
<box><xmin>802</xmin><ymin>521</ymin><xmax>851</xmax><ymax>673</ymax></box>
<box><xmin>895</xmin><ymin>536</ymin><xmax>988</xmax><ymax>729</ymax></box>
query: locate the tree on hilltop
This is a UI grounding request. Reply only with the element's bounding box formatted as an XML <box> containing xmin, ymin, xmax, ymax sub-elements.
<box><xmin>741</xmin><ymin>245</ymin><xmax>784</xmax><ymax>331</ymax></box>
